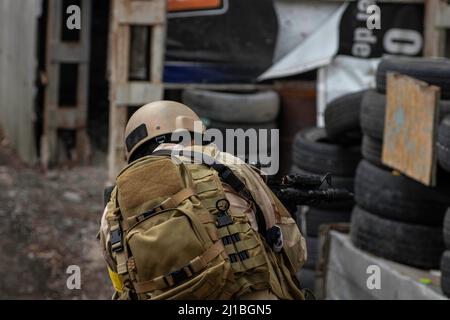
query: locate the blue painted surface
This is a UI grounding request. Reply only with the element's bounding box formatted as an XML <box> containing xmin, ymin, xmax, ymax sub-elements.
<box><xmin>163</xmin><ymin>61</ymin><xmax>264</xmax><ymax>84</ymax></box>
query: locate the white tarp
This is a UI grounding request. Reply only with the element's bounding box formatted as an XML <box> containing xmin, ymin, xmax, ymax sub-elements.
<box><xmin>271</xmin><ymin>0</ymin><xmax>342</xmax><ymax>62</ymax></box>
<box><xmin>316</xmin><ymin>56</ymin><xmax>380</xmax><ymax>126</ymax></box>
<box><xmin>259</xmin><ymin>3</ymin><xmax>348</xmax><ymax>81</ymax></box>
<box><xmin>259</xmin><ymin>1</ymin><xmax>424</xmax><ymax>126</ymax></box>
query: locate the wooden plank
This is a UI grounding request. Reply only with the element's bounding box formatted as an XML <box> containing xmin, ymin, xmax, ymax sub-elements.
<box><xmin>424</xmin><ymin>0</ymin><xmax>446</xmax><ymax>57</ymax></box>
<box><xmin>436</xmin><ymin>2</ymin><xmax>450</xmax><ymax>28</ymax></box>
<box><xmin>57</xmin><ymin>108</ymin><xmax>83</xmax><ymax>129</ymax></box>
<box><xmin>107</xmin><ymin>105</ymin><xmax>127</xmax><ymax>182</ymax></box>
<box><xmin>382</xmin><ymin>73</ymin><xmax>440</xmax><ymax>186</ymax></box>
<box><xmin>116</xmin><ymin>0</ymin><xmax>165</xmax><ymax>25</ymax></box>
<box><xmin>107</xmin><ymin>0</ymin><xmax>166</xmax><ymax>182</ymax></box>
<box><xmin>51</xmin><ymin>43</ymin><xmax>89</xmax><ymax>62</ymax></box>
<box><xmin>151</xmin><ymin>24</ymin><xmax>166</xmax><ymax>83</ymax></box>
<box><xmin>117</xmin><ymin>25</ymin><xmax>131</xmax><ymax>83</ymax></box>
<box><xmin>115</xmin><ymin>83</ymin><xmax>163</xmax><ymax>105</ymax></box>
<box><xmin>163</xmin><ymin>83</ymin><xmax>274</xmax><ymax>91</ymax></box>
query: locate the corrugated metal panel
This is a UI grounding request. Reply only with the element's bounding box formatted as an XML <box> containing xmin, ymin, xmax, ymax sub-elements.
<box><xmin>0</xmin><ymin>0</ymin><xmax>40</xmax><ymax>163</ymax></box>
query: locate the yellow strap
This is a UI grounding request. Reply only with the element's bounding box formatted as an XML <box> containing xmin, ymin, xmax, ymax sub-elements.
<box><xmin>108</xmin><ymin>267</ymin><xmax>124</xmax><ymax>293</ymax></box>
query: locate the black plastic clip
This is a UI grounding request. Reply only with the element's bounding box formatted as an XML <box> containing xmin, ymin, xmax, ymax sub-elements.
<box><xmin>216</xmin><ymin>199</ymin><xmax>233</xmax><ymax>228</ymax></box>
<box><xmin>110</xmin><ymin>229</ymin><xmax>123</xmax><ymax>253</ymax></box>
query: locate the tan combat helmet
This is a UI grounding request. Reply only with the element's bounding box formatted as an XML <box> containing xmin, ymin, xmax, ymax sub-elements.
<box><xmin>124</xmin><ymin>100</ymin><xmax>205</xmax><ymax>161</ymax></box>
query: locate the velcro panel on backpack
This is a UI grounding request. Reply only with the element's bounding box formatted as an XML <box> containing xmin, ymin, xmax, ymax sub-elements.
<box><xmin>117</xmin><ymin>157</ymin><xmax>184</xmax><ymax>219</ymax></box>
<box><xmin>185</xmin><ymin>163</ymin><xmax>271</xmax><ymax>296</ymax></box>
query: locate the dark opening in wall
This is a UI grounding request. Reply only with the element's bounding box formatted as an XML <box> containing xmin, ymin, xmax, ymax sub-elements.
<box><xmin>87</xmin><ymin>0</ymin><xmax>110</xmax><ymax>155</ymax></box>
<box><xmin>57</xmin><ymin>128</ymin><xmax>76</xmax><ymax>161</ymax></box>
<box><xmin>35</xmin><ymin>0</ymin><xmax>49</xmax><ymax>158</ymax></box>
<box><xmin>129</xmin><ymin>26</ymin><xmax>152</xmax><ymax>81</ymax></box>
<box><xmin>58</xmin><ymin>63</ymin><xmax>79</xmax><ymax>107</ymax></box>
<box><xmin>61</xmin><ymin>0</ymin><xmax>81</xmax><ymax>42</ymax></box>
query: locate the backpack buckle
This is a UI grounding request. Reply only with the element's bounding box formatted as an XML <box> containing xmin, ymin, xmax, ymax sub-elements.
<box><xmin>216</xmin><ymin>199</ymin><xmax>233</xmax><ymax>228</ymax></box>
<box><xmin>110</xmin><ymin>228</ymin><xmax>123</xmax><ymax>253</ymax></box>
<box><xmin>167</xmin><ymin>265</ymin><xmax>193</xmax><ymax>286</ymax></box>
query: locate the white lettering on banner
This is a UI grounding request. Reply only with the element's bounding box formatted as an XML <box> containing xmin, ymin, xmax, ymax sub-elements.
<box><xmin>384</xmin><ymin>29</ymin><xmax>423</xmax><ymax>55</ymax></box>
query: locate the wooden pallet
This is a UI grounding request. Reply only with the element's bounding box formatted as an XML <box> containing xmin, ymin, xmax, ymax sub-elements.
<box><xmin>107</xmin><ymin>0</ymin><xmax>166</xmax><ymax>182</ymax></box>
<box><xmin>424</xmin><ymin>0</ymin><xmax>450</xmax><ymax>56</ymax></box>
<box><xmin>42</xmin><ymin>0</ymin><xmax>91</xmax><ymax>167</ymax></box>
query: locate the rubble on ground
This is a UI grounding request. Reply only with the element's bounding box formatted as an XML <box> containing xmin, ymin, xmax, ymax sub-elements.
<box><xmin>0</xmin><ymin>140</ymin><xmax>111</xmax><ymax>299</ymax></box>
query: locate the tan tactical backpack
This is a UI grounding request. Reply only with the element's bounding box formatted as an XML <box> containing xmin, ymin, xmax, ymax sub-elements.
<box><xmin>100</xmin><ymin>150</ymin><xmax>306</xmax><ymax>300</ymax></box>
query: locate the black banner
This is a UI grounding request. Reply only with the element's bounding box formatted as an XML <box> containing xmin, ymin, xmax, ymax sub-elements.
<box><xmin>338</xmin><ymin>1</ymin><xmax>424</xmax><ymax>58</ymax></box>
<box><xmin>165</xmin><ymin>0</ymin><xmax>277</xmax><ymax>83</ymax></box>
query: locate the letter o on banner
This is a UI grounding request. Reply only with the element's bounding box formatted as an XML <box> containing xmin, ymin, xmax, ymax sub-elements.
<box><xmin>383</xmin><ymin>28</ymin><xmax>423</xmax><ymax>56</ymax></box>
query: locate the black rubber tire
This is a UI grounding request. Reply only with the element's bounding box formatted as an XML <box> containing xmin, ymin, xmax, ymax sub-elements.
<box><xmin>438</xmin><ymin>116</ymin><xmax>450</xmax><ymax>172</ymax></box>
<box><xmin>361</xmin><ymin>135</ymin><xmax>383</xmax><ymax>167</ymax></box>
<box><xmin>350</xmin><ymin>206</ymin><xmax>445</xmax><ymax>269</ymax></box>
<box><xmin>444</xmin><ymin>209</ymin><xmax>450</xmax><ymax>249</ymax></box>
<box><xmin>292</xmin><ymin>127</ymin><xmax>361</xmax><ymax>176</ymax></box>
<box><xmin>324</xmin><ymin>90</ymin><xmax>366</xmax><ymax>143</ymax></box>
<box><xmin>355</xmin><ymin>160</ymin><xmax>450</xmax><ymax>226</ymax></box>
<box><xmin>289</xmin><ymin>165</ymin><xmax>354</xmax><ymax>211</ymax></box>
<box><xmin>360</xmin><ymin>90</ymin><xmax>387</xmax><ymax>140</ymax></box>
<box><xmin>376</xmin><ymin>57</ymin><xmax>450</xmax><ymax>99</ymax></box>
<box><xmin>361</xmin><ymin>90</ymin><xmax>450</xmax><ymax>140</ymax></box>
<box><xmin>182</xmin><ymin>89</ymin><xmax>280</xmax><ymax>123</ymax></box>
<box><xmin>441</xmin><ymin>251</ymin><xmax>450</xmax><ymax>297</ymax></box>
<box><xmin>304</xmin><ymin>237</ymin><xmax>319</xmax><ymax>269</ymax></box>
<box><xmin>305</xmin><ymin>207</ymin><xmax>351</xmax><ymax>237</ymax></box>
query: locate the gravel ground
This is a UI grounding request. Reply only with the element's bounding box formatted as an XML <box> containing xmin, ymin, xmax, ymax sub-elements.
<box><xmin>0</xmin><ymin>138</ymin><xmax>112</xmax><ymax>299</ymax></box>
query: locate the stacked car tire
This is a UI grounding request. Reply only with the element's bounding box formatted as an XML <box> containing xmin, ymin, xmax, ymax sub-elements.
<box><xmin>293</xmin><ymin>91</ymin><xmax>365</xmax><ymax>289</ymax></box>
<box><xmin>439</xmin><ymin>114</ymin><xmax>450</xmax><ymax>297</ymax></box>
<box><xmin>351</xmin><ymin>57</ymin><xmax>450</xmax><ymax>272</ymax></box>
<box><xmin>442</xmin><ymin>210</ymin><xmax>450</xmax><ymax>297</ymax></box>
<box><xmin>182</xmin><ymin>89</ymin><xmax>279</xmax><ymax>164</ymax></box>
